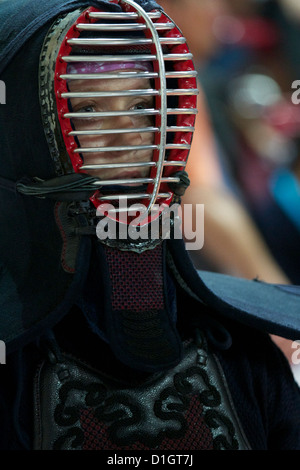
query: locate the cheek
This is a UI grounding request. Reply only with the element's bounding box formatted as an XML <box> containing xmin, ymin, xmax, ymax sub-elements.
<box><xmin>142</xmin><ymin>131</ymin><xmax>155</xmax><ymax>145</ymax></box>
<box><xmin>77</xmin><ymin>133</ymin><xmax>105</xmax><ymax>149</ymax></box>
<box><xmin>72</xmin><ymin>117</ymin><xmax>103</xmax><ymax>131</ymax></box>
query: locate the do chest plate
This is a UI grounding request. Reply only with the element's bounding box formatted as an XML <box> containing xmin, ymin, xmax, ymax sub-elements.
<box><xmin>33</xmin><ymin>340</ymin><xmax>251</xmax><ymax>450</ymax></box>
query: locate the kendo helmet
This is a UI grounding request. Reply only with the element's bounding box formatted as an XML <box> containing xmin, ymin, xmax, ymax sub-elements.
<box><xmin>25</xmin><ymin>0</ymin><xmax>199</xmax><ymax>250</ymax></box>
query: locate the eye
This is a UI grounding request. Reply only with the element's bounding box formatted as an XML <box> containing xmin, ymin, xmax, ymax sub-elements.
<box><xmin>76</xmin><ymin>105</ymin><xmax>95</xmax><ymax>113</ymax></box>
<box><xmin>71</xmin><ymin>102</ymin><xmax>101</xmax><ymax>129</ymax></box>
<box><xmin>131</xmin><ymin>96</ymin><xmax>154</xmax><ymax>111</ymax></box>
<box><xmin>132</xmin><ymin>102</ymin><xmax>147</xmax><ymax>111</ymax></box>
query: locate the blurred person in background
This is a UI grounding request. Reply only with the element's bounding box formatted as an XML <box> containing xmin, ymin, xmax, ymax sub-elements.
<box><xmin>157</xmin><ymin>0</ymin><xmax>293</xmax><ymax>281</ymax></box>
<box><xmin>158</xmin><ymin>0</ymin><xmax>300</xmax><ymax>370</ymax></box>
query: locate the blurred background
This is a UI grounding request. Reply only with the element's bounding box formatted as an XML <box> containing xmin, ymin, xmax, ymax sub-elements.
<box><xmin>158</xmin><ymin>0</ymin><xmax>300</xmax><ymax>383</ymax></box>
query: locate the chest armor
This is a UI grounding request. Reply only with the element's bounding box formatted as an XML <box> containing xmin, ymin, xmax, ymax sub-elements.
<box><xmin>33</xmin><ymin>337</ymin><xmax>251</xmax><ymax>450</ymax></box>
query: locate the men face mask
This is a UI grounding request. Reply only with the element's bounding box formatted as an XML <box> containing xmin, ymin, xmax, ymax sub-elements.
<box><xmin>38</xmin><ymin>0</ymin><xmax>198</xmax><ymax>247</ymax></box>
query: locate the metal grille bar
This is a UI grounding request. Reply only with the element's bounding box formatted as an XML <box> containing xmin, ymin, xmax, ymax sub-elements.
<box><xmin>76</xmin><ymin>22</ymin><xmax>174</xmax><ymax>31</ymax></box>
<box><xmin>61</xmin><ymin>88</ymin><xmax>198</xmax><ymax>98</ymax></box>
<box><xmin>64</xmin><ymin>108</ymin><xmax>197</xmax><ymax>118</ymax></box>
<box><xmin>74</xmin><ymin>144</ymin><xmax>158</xmax><ymax>153</ymax></box>
<box><xmin>64</xmin><ymin>109</ymin><xmax>159</xmax><ymax>118</ymax></box>
<box><xmin>60</xmin><ymin>70</ymin><xmax>197</xmax><ymax>80</ymax></box>
<box><xmin>87</xmin><ymin>11</ymin><xmax>162</xmax><ymax>20</ymax></box>
<box><xmin>92</xmin><ymin>176</ymin><xmax>180</xmax><ymax>186</ymax></box>
<box><xmin>79</xmin><ymin>161</ymin><xmax>187</xmax><ymax>170</ymax></box>
<box><xmin>98</xmin><ymin>192</ymin><xmax>172</xmax><ymax>201</ymax></box>
<box><xmin>67</xmin><ymin>37</ymin><xmax>186</xmax><ymax>46</ymax></box>
<box><xmin>62</xmin><ymin>53</ymin><xmax>193</xmax><ymax>63</ymax></box>
<box><xmin>68</xmin><ymin>126</ymin><xmax>194</xmax><ymax>136</ymax></box>
<box><xmin>74</xmin><ymin>143</ymin><xmax>190</xmax><ymax>153</ymax></box>
<box><xmin>61</xmin><ymin>89</ymin><xmax>160</xmax><ymax>98</ymax></box>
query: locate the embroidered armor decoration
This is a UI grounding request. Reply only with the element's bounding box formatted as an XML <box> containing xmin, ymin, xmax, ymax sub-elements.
<box><xmin>33</xmin><ymin>335</ymin><xmax>251</xmax><ymax>450</ymax></box>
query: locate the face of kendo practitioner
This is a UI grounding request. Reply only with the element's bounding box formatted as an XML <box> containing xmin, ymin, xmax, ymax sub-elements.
<box><xmin>67</xmin><ymin>62</ymin><xmax>155</xmax><ymax>183</ymax></box>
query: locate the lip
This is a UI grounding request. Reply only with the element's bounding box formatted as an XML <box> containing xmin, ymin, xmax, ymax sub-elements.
<box><xmin>115</xmin><ymin>171</ymin><xmax>145</xmax><ymax>180</ymax></box>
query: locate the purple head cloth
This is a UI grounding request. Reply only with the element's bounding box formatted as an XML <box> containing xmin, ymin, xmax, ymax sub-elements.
<box><xmin>66</xmin><ymin>61</ymin><xmax>153</xmax><ymax>75</ymax></box>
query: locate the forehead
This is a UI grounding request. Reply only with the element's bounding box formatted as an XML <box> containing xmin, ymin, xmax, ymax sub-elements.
<box><xmin>68</xmin><ymin>75</ymin><xmax>152</xmax><ymax>92</ymax></box>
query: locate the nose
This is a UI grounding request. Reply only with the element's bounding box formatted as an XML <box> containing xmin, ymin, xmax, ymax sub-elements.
<box><xmin>104</xmin><ymin>114</ymin><xmax>143</xmax><ymax>150</ymax></box>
